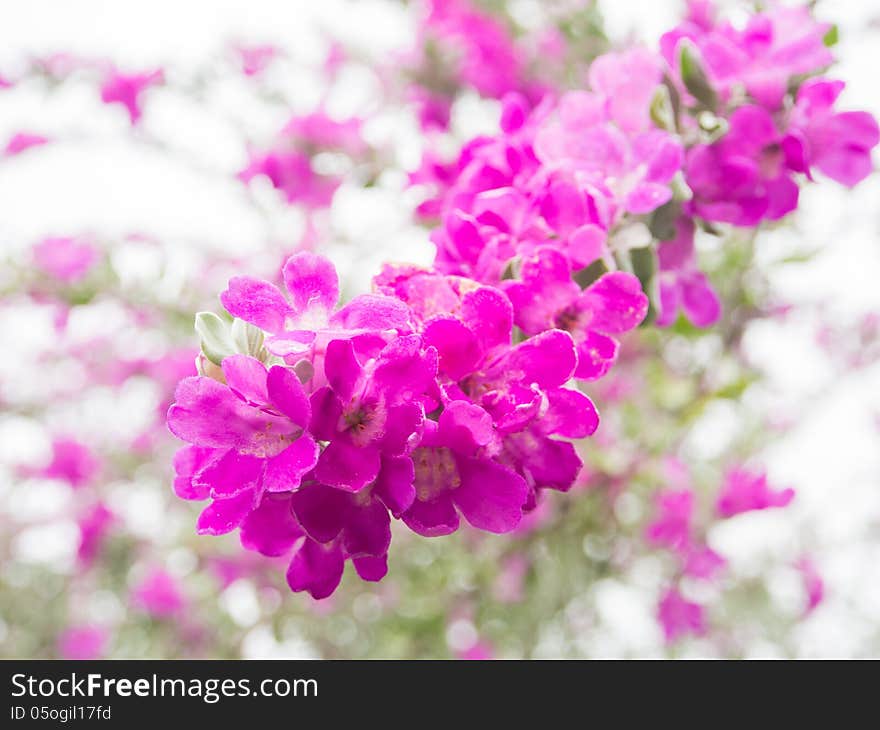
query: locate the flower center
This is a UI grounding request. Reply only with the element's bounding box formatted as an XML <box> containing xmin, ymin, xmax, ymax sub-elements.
<box><xmin>413</xmin><ymin>447</ymin><xmax>461</xmax><ymax>500</ymax></box>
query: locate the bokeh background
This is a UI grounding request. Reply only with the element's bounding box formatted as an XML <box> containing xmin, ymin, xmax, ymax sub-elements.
<box><xmin>1</xmin><ymin>0</ymin><xmax>878</xmax><ymax>658</ymax></box>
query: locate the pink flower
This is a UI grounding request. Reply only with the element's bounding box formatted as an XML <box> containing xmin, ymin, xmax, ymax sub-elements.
<box><xmin>787</xmin><ymin>78</ymin><xmax>880</xmax><ymax>188</ymax></box>
<box><xmin>32</xmin><ymin>237</ymin><xmax>100</xmax><ymax>285</ymax></box>
<box><xmin>132</xmin><ymin>568</ymin><xmax>186</xmax><ymax>618</ymax></box>
<box><xmin>77</xmin><ymin>503</ymin><xmax>114</xmax><ymax>567</ymax></box>
<box><xmin>4</xmin><ymin>132</ymin><xmax>49</xmax><ymax>156</ymax></box>
<box><xmin>716</xmin><ymin>467</ymin><xmax>794</xmax><ymax>518</ymax></box>
<box><xmin>686</xmin><ymin>105</ymin><xmax>801</xmax><ymax>225</ymax></box>
<box><xmin>239</xmin><ymin>149</ymin><xmax>340</xmax><ymax>208</ymax></box>
<box><xmin>422</xmin><ymin>0</ymin><xmax>526</xmax><ymax>100</ymax></box>
<box><xmin>219</xmin><ymin>251</ymin><xmax>411</xmax><ymax>359</ymax></box>
<box><xmin>658</xmin><ymin>586</ymin><xmax>706</xmax><ymax>643</ymax></box>
<box><xmin>645</xmin><ymin>488</ymin><xmax>694</xmax><ymax>552</ymax></box>
<box><xmin>656</xmin><ymin>217</ymin><xmax>721</xmax><ymax>327</ymax></box>
<box><xmin>796</xmin><ymin>557</ymin><xmax>824</xmax><ymax>615</ymax></box>
<box><xmin>661</xmin><ymin>4</ymin><xmax>834</xmax><ymax>110</ymax></box>
<box><xmin>100</xmin><ymin>68</ymin><xmax>164</xmax><ymax>125</ymax></box>
<box><xmin>58</xmin><ymin>625</ymin><xmax>108</xmax><ymax>660</ymax></box>
<box><xmin>238</xmin><ymin>111</ymin><xmax>367</xmax><ymax>209</ymax></box>
<box><xmin>502</xmin><ymin>247</ymin><xmax>649</xmax><ymax>380</ymax></box>
<box><xmin>20</xmin><ymin>437</ymin><xmax>101</xmax><ymax>488</ymax></box>
<box><xmin>235</xmin><ymin>44</ymin><xmax>278</xmax><ymax>76</ymax></box>
<box><xmin>168</xmin><ymin>356</ymin><xmax>319</xmax><ymax>536</ymax></box>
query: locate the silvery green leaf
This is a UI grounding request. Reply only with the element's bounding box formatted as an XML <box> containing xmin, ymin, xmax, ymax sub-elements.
<box><xmin>231</xmin><ymin>318</ymin><xmax>265</xmax><ymax>358</ymax></box>
<box><xmin>194</xmin><ymin>311</ymin><xmax>235</xmax><ymax>366</ymax></box>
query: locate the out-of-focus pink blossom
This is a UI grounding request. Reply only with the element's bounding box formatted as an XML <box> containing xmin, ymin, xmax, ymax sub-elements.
<box><xmin>796</xmin><ymin>557</ymin><xmax>824</xmax><ymax>615</ymax></box>
<box><xmin>787</xmin><ymin>78</ymin><xmax>880</xmax><ymax>188</ymax></box>
<box><xmin>58</xmin><ymin>625</ymin><xmax>108</xmax><ymax>659</ymax></box>
<box><xmin>132</xmin><ymin>568</ymin><xmax>186</xmax><ymax>618</ymax></box>
<box><xmin>716</xmin><ymin>467</ymin><xmax>794</xmax><ymax>518</ymax></box>
<box><xmin>77</xmin><ymin>503</ymin><xmax>115</xmax><ymax>567</ymax></box>
<box><xmin>32</xmin><ymin>236</ymin><xmax>100</xmax><ymax>285</ymax></box>
<box><xmin>4</xmin><ymin>132</ymin><xmax>50</xmax><ymax>156</ymax></box>
<box><xmin>100</xmin><ymin>68</ymin><xmax>163</xmax><ymax>125</ymax></box>
<box><xmin>657</xmin><ymin>217</ymin><xmax>721</xmax><ymax>327</ymax></box>
<box><xmin>658</xmin><ymin>586</ymin><xmax>706</xmax><ymax>643</ymax></box>
<box><xmin>661</xmin><ymin>4</ymin><xmax>834</xmax><ymax>110</ymax></box>
<box><xmin>235</xmin><ymin>44</ymin><xmax>278</xmax><ymax>76</ymax></box>
<box><xmin>20</xmin><ymin>437</ymin><xmax>101</xmax><ymax>488</ymax></box>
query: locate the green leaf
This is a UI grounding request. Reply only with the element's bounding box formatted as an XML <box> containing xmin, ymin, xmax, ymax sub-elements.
<box><xmin>650</xmin><ymin>85</ymin><xmax>675</xmax><ymax>132</ymax></box>
<box><xmin>573</xmin><ymin>259</ymin><xmax>609</xmax><ymax>289</ymax></box>
<box><xmin>629</xmin><ymin>247</ymin><xmax>658</xmax><ymax>327</ymax></box>
<box><xmin>231</xmin><ymin>318</ymin><xmax>265</xmax><ymax>358</ymax></box>
<box><xmin>648</xmin><ymin>201</ymin><xmax>680</xmax><ymax>241</ymax></box>
<box><xmin>823</xmin><ymin>24</ymin><xmax>838</xmax><ymax>48</ymax></box>
<box><xmin>194</xmin><ymin>311</ymin><xmax>235</xmax><ymax>366</ymax></box>
<box><xmin>679</xmin><ymin>42</ymin><xmax>718</xmax><ymax>111</ymax></box>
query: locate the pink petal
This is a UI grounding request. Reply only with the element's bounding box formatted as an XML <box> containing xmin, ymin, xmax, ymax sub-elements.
<box><xmin>574</xmin><ymin>331</ymin><xmax>619</xmax><ymax>380</ymax></box>
<box><xmin>266</xmin><ymin>365</ymin><xmax>310</xmax><ymax>427</ymax></box>
<box><xmin>422</xmin><ymin>316</ymin><xmax>481</xmax><ymax>380</ymax></box>
<box><xmin>324</xmin><ymin>338</ymin><xmax>363</xmax><ymax>402</ymax></box>
<box><xmin>221</xmin><ymin>355</ymin><xmax>269</xmax><ymax>405</ymax></box>
<box><xmin>196</xmin><ymin>490</ymin><xmax>256</xmax><ymax>535</ymax></box>
<box><xmin>262</xmin><ymin>435</ymin><xmax>319</xmax><ymax>492</ymax></box>
<box><xmin>452</xmin><ymin>456</ymin><xmax>528</xmax><ymax>533</ymax></box>
<box><xmin>196</xmin><ymin>449</ymin><xmax>264</xmax><ymax>499</ymax></box>
<box><xmin>352</xmin><ymin>554</ymin><xmax>388</xmax><ymax>582</ymax></box>
<box><xmin>286</xmin><ymin>537</ymin><xmax>344</xmax><ymax>599</ymax></box>
<box><xmin>315</xmin><ymin>440</ymin><xmax>381</xmax><ymax>492</ymax></box>
<box><xmin>282</xmin><ymin>252</ymin><xmax>339</xmax><ymax>316</ymax></box>
<box><xmin>401</xmin><ymin>494</ymin><xmax>460</xmax><ymax>537</ymax></box>
<box><xmin>239</xmin><ymin>493</ymin><xmax>302</xmax><ymax>556</ymax></box>
<box><xmin>220</xmin><ymin>276</ymin><xmax>292</xmax><ymax>332</ymax></box>
<box><xmin>543</xmin><ymin>388</ymin><xmax>599</xmax><ymax>438</ymax></box>
<box><xmin>373</xmin><ymin>455</ymin><xmax>416</xmax><ymax>517</ymax></box>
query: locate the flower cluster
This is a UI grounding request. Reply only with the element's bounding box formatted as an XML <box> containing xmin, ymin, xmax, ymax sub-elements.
<box><xmin>645</xmin><ymin>461</ymin><xmax>797</xmax><ymax>642</ymax></box>
<box><xmin>168</xmin><ymin>252</ymin><xmax>614</xmax><ymax>598</ymax></box>
<box><xmin>411</xmin><ymin>0</ymin><xmax>878</xmax><ymax>331</ymax></box>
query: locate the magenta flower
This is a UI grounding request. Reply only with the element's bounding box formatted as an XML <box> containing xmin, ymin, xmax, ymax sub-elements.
<box><xmin>20</xmin><ymin>436</ymin><xmax>101</xmax><ymax>488</ymax></box>
<box><xmin>309</xmin><ymin>335</ymin><xmax>436</xmax><ymax>492</ymax></box>
<box><xmin>787</xmin><ymin>78</ymin><xmax>880</xmax><ymax>188</ymax></box>
<box><xmin>100</xmin><ymin>68</ymin><xmax>163</xmax><ymax>125</ymax></box>
<box><xmin>422</xmin><ymin>0</ymin><xmax>526</xmax><ymax>100</ymax></box>
<box><xmin>239</xmin><ymin>148</ymin><xmax>340</xmax><ymax>208</ymax></box>
<box><xmin>58</xmin><ymin>625</ymin><xmax>108</xmax><ymax>660</ymax></box>
<box><xmin>645</xmin><ymin>488</ymin><xmax>694</xmax><ymax>552</ymax></box>
<box><xmin>4</xmin><ymin>132</ymin><xmax>49</xmax><ymax>156</ymax></box>
<box><xmin>132</xmin><ymin>568</ymin><xmax>186</xmax><ymax>618</ymax></box>
<box><xmin>534</xmin><ymin>84</ymin><xmax>684</xmax><ymax>217</ymax></box>
<box><xmin>220</xmin><ymin>252</ymin><xmax>410</xmax><ymax>360</ymax></box>
<box><xmin>77</xmin><ymin>502</ymin><xmax>114</xmax><ymax>567</ymax></box>
<box><xmin>796</xmin><ymin>557</ymin><xmax>824</xmax><ymax>616</ymax></box>
<box><xmin>167</xmin><ymin>355</ymin><xmax>318</xmax><ymax>535</ymax></box>
<box><xmin>238</xmin><ymin>111</ymin><xmax>366</xmax><ymax>208</ymax></box>
<box><xmin>661</xmin><ymin>4</ymin><xmax>833</xmax><ymax>110</ymax></box>
<box><xmin>235</xmin><ymin>44</ymin><xmax>278</xmax><ymax>77</ymax></box>
<box><xmin>287</xmin><ymin>477</ymin><xmax>399</xmax><ymax>597</ymax></box>
<box><xmin>686</xmin><ymin>105</ymin><xmax>800</xmax><ymax>225</ymax></box>
<box><xmin>716</xmin><ymin>467</ymin><xmax>795</xmax><ymax>518</ymax></box>
<box><xmin>657</xmin><ymin>587</ymin><xmax>706</xmax><ymax>643</ymax></box>
<box><xmin>656</xmin><ymin>217</ymin><xmax>721</xmax><ymax>328</ymax></box>
<box><xmin>502</xmin><ymin>247</ymin><xmax>649</xmax><ymax>380</ymax></box>
<box><xmin>401</xmin><ymin>400</ymin><xmax>529</xmax><ymax>536</ymax></box>
<box><xmin>32</xmin><ymin>236</ymin><xmax>100</xmax><ymax>285</ymax></box>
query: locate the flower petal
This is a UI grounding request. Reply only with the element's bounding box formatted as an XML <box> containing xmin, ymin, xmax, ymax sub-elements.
<box><xmin>286</xmin><ymin>537</ymin><xmax>344</xmax><ymax>599</ymax></box>
<box><xmin>220</xmin><ymin>276</ymin><xmax>292</xmax><ymax>332</ymax></box>
<box><xmin>315</xmin><ymin>440</ymin><xmax>381</xmax><ymax>492</ymax></box>
<box><xmin>452</xmin><ymin>456</ymin><xmax>528</xmax><ymax>533</ymax></box>
<box><xmin>239</xmin><ymin>493</ymin><xmax>302</xmax><ymax>556</ymax></box>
